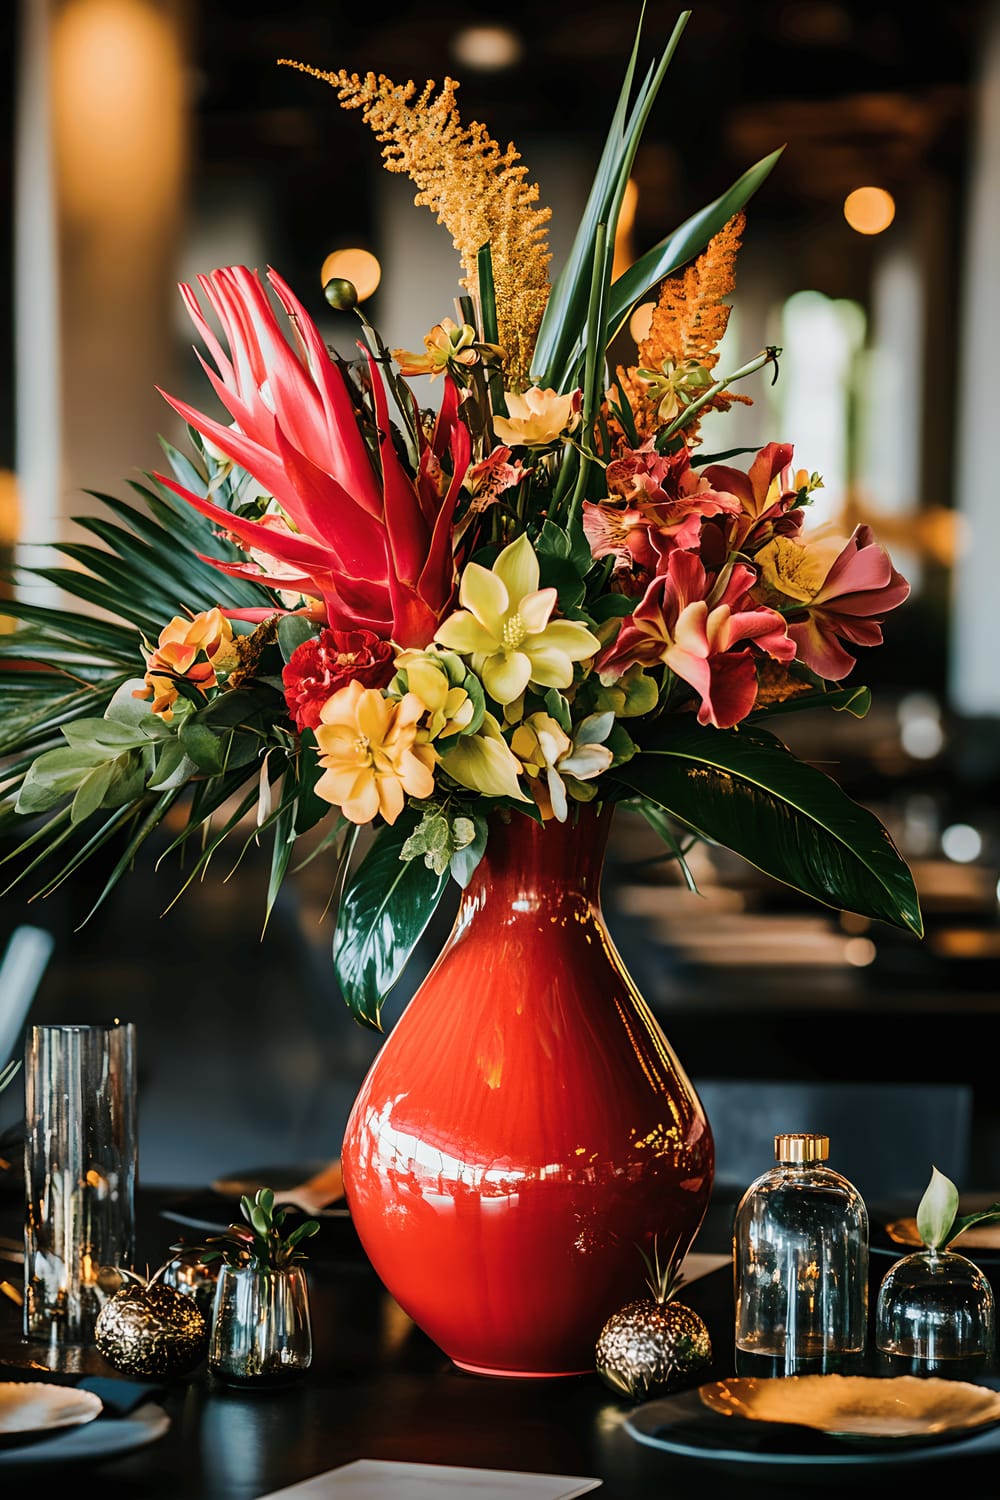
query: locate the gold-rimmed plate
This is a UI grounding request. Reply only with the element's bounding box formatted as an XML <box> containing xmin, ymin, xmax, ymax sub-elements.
<box><xmin>625</xmin><ymin>1376</ymin><xmax>1000</xmax><ymax>1472</ymax></box>
<box><xmin>698</xmin><ymin>1374</ymin><xmax>1000</xmax><ymax>1444</ymax></box>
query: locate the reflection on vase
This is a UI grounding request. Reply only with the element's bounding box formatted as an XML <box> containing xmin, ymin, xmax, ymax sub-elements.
<box><xmin>341</xmin><ymin>803</ymin><xmax>714</xmax><ymax>1377</ymax></box>
<box><xmin>208</xmin><ymin>1263</ymin><xmax>312</xmax><ymax>1386</ymax></box>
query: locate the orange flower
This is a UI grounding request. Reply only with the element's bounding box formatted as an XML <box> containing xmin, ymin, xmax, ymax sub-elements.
<box><xmin>135</xmin><ymin>608</ymin><xmax>237</xmax><ymax>721</ymax></box>
<box><xmin>393</xmin><ymin>318</ymin><xmax>479</xmax><ymax>380</ymax></box>
<box><xmin>313</xmin><ymin>680</ymin><xmax>436</xmax><ymax>826</ymax></box>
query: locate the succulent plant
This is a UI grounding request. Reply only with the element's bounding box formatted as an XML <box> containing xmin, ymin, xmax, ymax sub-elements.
<box><xmin>200</xmin><ymin>1187</ymin><xmax>320</xmax><ymax>1272</ymax></box>
<box><xmin>595</xmin><ymin>1232</ymin><xmax>712</xmax><ymax>1400</ymax></box>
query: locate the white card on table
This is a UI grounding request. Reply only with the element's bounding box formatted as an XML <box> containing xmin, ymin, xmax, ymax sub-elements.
<box><xmin>256</xmin><ymin>1458</ymin><xmax>602</xmax><ymax>1499</ymax></box>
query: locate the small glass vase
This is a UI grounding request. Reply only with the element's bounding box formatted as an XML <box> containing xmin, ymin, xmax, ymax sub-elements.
<box><xmin>875</xmin><ymin>1247</ymin><xmax>995</xmax><ymax>1378</ymax></box>
<box><xmin>208</xmin><ymin>1264</ymin><xmax>312</xmax><ymax>1387</ymax></box>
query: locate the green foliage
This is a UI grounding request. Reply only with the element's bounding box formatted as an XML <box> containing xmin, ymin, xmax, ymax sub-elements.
<box><xmin>613</xmin><ymin>722</ymin><xmax>922</xmax><ymax>935</ymax></box>
<box><xmin>333</xmin><ymin>811</ymin><xmax>452</xmax><ymax>1030</ymax></box>
<box><xmin>200</xmin><ymin>1188</ymin><xmax>320</xmax><ymax>1271</ymax></box>
<box><xmin>915</xmin><ymin>1167</ymin><xmax>1000</xmax><ymax>1252</ymax></box>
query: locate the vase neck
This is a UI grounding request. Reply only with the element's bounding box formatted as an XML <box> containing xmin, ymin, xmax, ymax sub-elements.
<box><xmin>467</xmin><ymin>804</ymin><xmax>612</xmax><ymax>910</ymax></box>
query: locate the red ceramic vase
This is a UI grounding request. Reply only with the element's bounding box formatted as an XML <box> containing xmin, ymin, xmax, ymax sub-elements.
<box><xmin>340</xmin><ymin>803</ymin><xmax>714</xmax><ymax>1376</ymax></box>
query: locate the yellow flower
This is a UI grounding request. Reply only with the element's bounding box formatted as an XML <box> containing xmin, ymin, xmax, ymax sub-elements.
<box><xmin>392</xmin><ymin>318</ymin><xmax>479</xmax><ymax>380</ymax></box>
<box><xmin>434</xmin><ymin>534</ymin><xmax>600</xmax><ymax>705</ymax></box>
<box><xmin>754</xmin><ymin>533</ymin><xmax>846</xmax><ymax>605</ymax></box>
<box><xmin>438</xmin><ymin>711</ymin><xmax>528</xmax><ymax>802</ymax></box>
<box><xmin>313</xmin><ymin>679</ymin><xmax>436</xmax><ymax>826</ymax></box>
<box><xmin>392</xmin><ymin>648</ymin><xmax>476</xmax><ymax>741</ymax></box>
<box><xmin>635</xmin><ymin>357</ymin><xmax>713</xmax><ymax>424</ymax></box>
<box><xmin>511</xmin><ymin>711</ymin><xmax>613</xmax><ymax>821</ymax></box>
<box><xmin>492</xmin><ymin>386</ymin><xmax>582</xmax><ymax>447</ymax></box>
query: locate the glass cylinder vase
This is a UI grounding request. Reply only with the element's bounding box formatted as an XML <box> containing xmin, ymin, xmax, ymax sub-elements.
<box><xmin>208</xmin><ymin>1264</ymin><xmax>313</xmax><ymax>1386</ymax></box>
<box><xmin>23</xmin><ymin>1020</ymin><xmax>137</xmax><ymax>1345</ymax></box>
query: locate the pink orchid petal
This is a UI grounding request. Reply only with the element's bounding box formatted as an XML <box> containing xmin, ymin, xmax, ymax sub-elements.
<box><xmin>698</xmin><ymin>650</ymin><xmax>759</xmax><ymax>728</ymax></box>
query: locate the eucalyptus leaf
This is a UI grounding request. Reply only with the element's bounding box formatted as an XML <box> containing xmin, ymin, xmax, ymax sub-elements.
<box><xmin>70</xmin><ymin>762</ymin><xmax>116</xmax><ymax>825</ymax></box>
<box><xmin>333</xmin><ymin>812</ymin><xmax>450</xmax><ymax>1030</ymax></box>
<box><xmin>101</xmin><ymin>750</ymin><xmax>149</xmax><ymax>808</ymax></box>
<box><xmin>147</xmin><ymin>738</ymin><xmax>199</xmax><ymax>791</ymax></box>
<box><xmin>60</xmin><ymin>718</ymin><xmax>149</xmax><ymax>752</ymax></box>
<box><xmin>179</xmin><ymin>720</ymin><xmax>226</xmax><ymax>775</ymax></box>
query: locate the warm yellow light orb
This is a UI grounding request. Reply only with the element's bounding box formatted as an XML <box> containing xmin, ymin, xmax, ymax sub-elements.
<box><xmin>320</xmin><ymin>248</ymin><xmax>381</xmax><ymax>302</ymax></box>
<box><xmin>843</xmin><ymin>187</ymin><xmax>896</xmax><ymax>235</ymax></box>
<box><xmin>629</xmin><ymin>301</ymin><xmax>656</xmax><ymax>343</ymax></box>
<box><xmin>451</xmin><ymin>25</ymin><xmax>523</xmax><ymax>71</ymax></box>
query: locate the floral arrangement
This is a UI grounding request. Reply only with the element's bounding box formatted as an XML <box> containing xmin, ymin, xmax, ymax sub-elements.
<box><xmin>0</xmin><ymin>9</ymin><xmax>920</xmax><ymax>1028</ymax></box>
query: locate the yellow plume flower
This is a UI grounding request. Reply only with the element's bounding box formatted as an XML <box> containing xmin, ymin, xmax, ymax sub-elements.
<box><xmin>278</xmin><ymin>62</ymin><xmax>552</xmax><ymax>388</ymax></box>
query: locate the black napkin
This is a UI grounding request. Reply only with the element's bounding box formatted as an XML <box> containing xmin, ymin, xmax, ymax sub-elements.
<box><xmin>0</xmin><ymin>1367</ymin><xmax>166</xmax><ymax>1419</ymax></box>
<box><xmin>76</xmin><ymin>1376</ymin><xmax>167</xmax><ymax>1417</ymax></box>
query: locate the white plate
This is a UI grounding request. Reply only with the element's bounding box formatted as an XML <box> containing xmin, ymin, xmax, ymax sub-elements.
<box><xmin>0</xmin><ymin>1382</ymin><xmax>102</xmax><ymax>1437</ymax></box>
<box><xmin>0</xmin><ymin>1401</ymin><xmax>170</xmax><ymax>1466</ymax></box>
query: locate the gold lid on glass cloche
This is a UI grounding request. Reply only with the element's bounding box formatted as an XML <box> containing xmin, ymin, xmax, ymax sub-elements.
<box><xmin>775</xmin><ymin>1133</ymin><xmax>830</xmax><ymax>1163</ymax></box>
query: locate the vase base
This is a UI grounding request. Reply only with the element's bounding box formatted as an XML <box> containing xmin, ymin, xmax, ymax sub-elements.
<box><xmin>453</xmin><ymin>1358</ymin><xmax>592</xmax><ymax>1380</ymax></box>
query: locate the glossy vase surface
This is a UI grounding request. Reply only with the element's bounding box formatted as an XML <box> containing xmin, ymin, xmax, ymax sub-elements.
<box><xmin>341</xmin><ymin>804</ymin><xmax>714</xmax><ymax>1377</ymax></box>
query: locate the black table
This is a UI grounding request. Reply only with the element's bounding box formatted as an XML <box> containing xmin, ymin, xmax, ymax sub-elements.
<box><xmin>1</xmin><ymin>1187</ymin><xmax>999</xmax><ymax>1497</ymax></box>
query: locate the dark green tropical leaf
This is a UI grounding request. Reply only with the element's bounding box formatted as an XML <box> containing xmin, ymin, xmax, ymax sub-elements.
<box><xmin>614</xmin><ymin>722</ymin><xmax>922</xmax><ymax>935</ymax></box>
<box><xmin>333</xmin><ymin>812</ymin><xmax>450</xmax><ymax>1030</ymax></box>
<box><xmin>533</xmin><ymin>9</ymin><xmax>691</xmax><ymax>386</ymax></box>
<box><xmin>750</xmin><ymin>683</ymin><xmax>872</xmax><ymax>721</ymax></box>
<box><xmin>278</xmin><ymin>615</ymin><xmax>317</xmax><ymax>662</ymax></box>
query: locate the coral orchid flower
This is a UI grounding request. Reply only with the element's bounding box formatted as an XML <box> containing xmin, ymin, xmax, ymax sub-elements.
<box><xmin>598</xmin><ymin>549</ymin><xmax>794</xmax><ymax>729</ymax></box>
<box><xmin>756</xmin><ymin>525</ymin><xmax>910</xmax><ymax>679</ymax></box>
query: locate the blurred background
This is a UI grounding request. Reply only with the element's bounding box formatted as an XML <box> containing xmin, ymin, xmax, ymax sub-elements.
<box><xmin>0</xmin><ymin>1</ymin><xmax>998</xmax><ymax>1206</ymax></box>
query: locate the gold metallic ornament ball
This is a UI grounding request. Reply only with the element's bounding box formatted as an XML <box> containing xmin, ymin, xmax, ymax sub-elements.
<box><xmin>95</xmin><ymin>1281</ymin><xmax>209</xmax><ymax>1378</ymax></box>
<box><xmin>595</xmin><ymin>1298</ymin><xmax>712</xmax><ymax>1400</ymax></box>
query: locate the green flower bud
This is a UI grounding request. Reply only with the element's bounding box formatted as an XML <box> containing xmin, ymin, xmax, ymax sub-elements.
<box><xmin>324</xmin><ymin>277</ymin><xmax>358</xmax><ymax>311</ymax></box>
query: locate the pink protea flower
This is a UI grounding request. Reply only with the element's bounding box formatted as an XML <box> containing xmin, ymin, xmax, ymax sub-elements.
<box><xmin>597</xmin><ymin>549</ymin><xmax>794</xmax><ymax>729</ymax></box>
<box><xmin>154</xmin><ymin>265</ymin><xmax>471</xmax><ymax>647</ymax></box>
<box><xmin>755</xmin><ymin>525</ymin><xmax>910</xmax><ymax>679</ymax></box>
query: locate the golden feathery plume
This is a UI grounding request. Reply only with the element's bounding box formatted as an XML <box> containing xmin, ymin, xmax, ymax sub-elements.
<box><xmin>278</xmin><ymin>61</ymin><xmax>552</xmax><ymax>389</ymax></box>
<box><xmin>617</xmin><ymin>211</ymin><xmax>749</xmax><ymax>445</ymax></box>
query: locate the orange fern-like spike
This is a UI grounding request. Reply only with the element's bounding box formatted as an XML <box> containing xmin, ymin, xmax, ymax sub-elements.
<box><xmin>617</xmin><ymin>211</ymin><xmax>749</xmax><ymax>445</ymax></box>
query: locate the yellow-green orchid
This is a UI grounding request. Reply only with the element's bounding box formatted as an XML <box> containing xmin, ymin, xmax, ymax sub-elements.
<box><xmin>510</xmin><ymin>710</ymin><xmax>614</xmax><ymax>821</ymax></box>
<box><xmin>438</xmin><ymin>711</ymin><xmax>529</xmax><ymax>802</ymax></box>
<box><xmin>392</xmin><ymin>647</ymin><xmax>478</xmax><ymax>741</ymax></box>
<box><xmin>434</xmin><ymin>534</ymin><xmax>600</xmax><ymax>705</ymax></box>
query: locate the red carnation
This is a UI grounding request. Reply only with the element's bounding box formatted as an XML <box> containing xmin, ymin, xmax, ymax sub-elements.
<box><xmin>282</xmin><ymin>629</ymin><xmax>395</xmax><ymax>732</ymax></box>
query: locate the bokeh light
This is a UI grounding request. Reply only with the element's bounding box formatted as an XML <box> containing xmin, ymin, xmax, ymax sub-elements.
<box><xmin>843</xmin><ymin>186</ymin><xmax>896</xmax><ymax>235</ymax></box>
<box><xmin>319</xmin><ymin>248</ymin><xmax>381</xmax><ymax>302</ymax></box>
